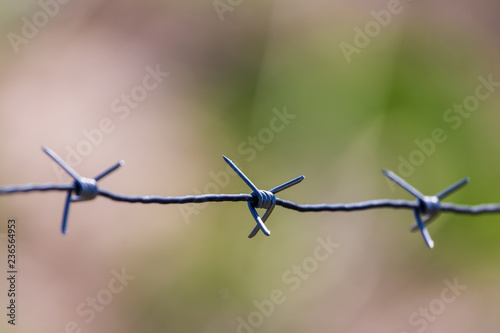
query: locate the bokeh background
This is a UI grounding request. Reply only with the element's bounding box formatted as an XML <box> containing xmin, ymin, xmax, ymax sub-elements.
<box><xmin>1</xmin><ymin>0</ymin><xmax>500</xmax><ymax>332</ymax></box>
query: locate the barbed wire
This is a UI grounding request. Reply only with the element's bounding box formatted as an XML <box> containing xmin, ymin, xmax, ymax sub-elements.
<box><xmin>1</xmin><ymin>146</ymin><xmax>499</xmax><ymax>248</ymax></box>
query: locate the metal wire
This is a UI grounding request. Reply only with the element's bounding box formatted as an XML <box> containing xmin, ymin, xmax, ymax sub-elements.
<box><xmin>1</xmin><ymin>147</ymin><xmax>499</xmax><ymax>248</ymax></box>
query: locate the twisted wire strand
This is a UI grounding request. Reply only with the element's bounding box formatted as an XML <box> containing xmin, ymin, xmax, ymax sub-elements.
<box><xmin>2</xmin><ymin>146</ymin><xmax>500</xmax><ymax>248</ymax></box>
<box><xmin>98</xmin><ymin>189</ymin><xmax>253</xmax><ymax>204</ymax></box>
<box><xmin>2</xmin><ymin>183</ymin><xmax>500</xmax><ymax>215</ymax></box>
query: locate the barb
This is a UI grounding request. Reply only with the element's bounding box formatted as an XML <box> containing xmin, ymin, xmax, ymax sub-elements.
<box><xmin>1</xmin><ymin>147</ymin><xmax>500</xmax><ymax>248</ymax></box>
<box><xmin>41</xmin><ymin>146</ymin><xmax>124</xmax><ymax>234</ymax></box>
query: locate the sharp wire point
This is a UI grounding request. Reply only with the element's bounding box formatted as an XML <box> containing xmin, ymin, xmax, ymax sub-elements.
<box><xmin>247</xmin><ymin>202</ymin><xmax>271</xmax><ymax>236</ymax></box>
<box><xmin>94</xmin><ymin>160</ymin><xmax>125</xmax><ymax>181</ymax></box>
<box><xmin>413</xmin><ymin>209</ymin><xmax>434</xmax><ymax>249</ymax></box>
<box><xmin>223</xmin><ymin>155</ymin><xmax>260</xmax><ymax>194</ymax></box>
<box><xmin>270</xmin><ymin>175</ymin><xmax>305</xmax><ymax>194</ymax></box>
<box><xmin>42</xmin><ymin>146</ymin><xmax>82</xmax><ymax>181</ymax></box>
<box><xmin>61</xmin><ymin>190</ymin><xmax>72</xmax><ymax>234</ymax></box>
<box><xmin>382</xmin><ymin>169</ymin><xmax>425</xmax><ymax>201</ymax></box>
<box><xmin>435</xmin><ymin>177</ymin><xmax>470</xmax><ymax>200</ymax></box>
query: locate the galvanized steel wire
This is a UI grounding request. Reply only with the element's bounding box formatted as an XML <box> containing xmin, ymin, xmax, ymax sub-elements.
<box><xmin>1</xmin><ymin>146</ymin><xmax>499</xmax><ymax>248</ymax></box>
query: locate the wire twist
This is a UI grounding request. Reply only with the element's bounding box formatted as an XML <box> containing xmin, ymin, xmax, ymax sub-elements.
<box><xmin>382</xmin><ymin>169</ymin><xmax>469</xmax><ymax>248</ymax></box>
<box><xmin>223</xmin><ymin>155</ymin><xmax>304</xmax><ymax>238</ymax></box>
<box><xmin>41</xmin><ymin>147</ymin><xmax>124</xmax><ymax>234</ymax></box>
<box><xmin>0</xmin><ymin>146</ymin><xmax>499</xmax><ymax>248</ymax></box>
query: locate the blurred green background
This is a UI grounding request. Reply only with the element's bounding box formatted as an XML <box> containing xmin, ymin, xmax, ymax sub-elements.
<box><xmin>1</xmin><ymin>1</ymin><xmax>500</xmax><ymax>332</ymax></box>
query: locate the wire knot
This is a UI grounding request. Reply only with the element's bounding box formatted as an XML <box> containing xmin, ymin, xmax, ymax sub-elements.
<box><xmin>252</xmin><ymin>190</ymin><xmax>276</xmax><ymax>209</ymax></box>
<box><xmin>383</xmin><ymin>169</ymin><xmax>469</xmax><ymax>249</ymax></box>
<box><xmin>73</xmin><ymin>177</ymin><xmax>98</xmax><ymax>201</ymax></box>
<box><xmin>42</xmin><ymin>146</ymin><xmax>124</xmax><ymax>234</ymax></box>
<box><xmin>419</xmin><ymin>195</ymin><xmax>440</xmax><ymax>216</ymax></box>
<box><xmin>223</xmin><ymin>156</ymin><xmax>304</xmax><ymax>238</ymax></box>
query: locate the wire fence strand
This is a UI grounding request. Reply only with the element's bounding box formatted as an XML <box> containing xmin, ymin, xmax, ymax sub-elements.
<box><xmin>1</xmin><ymin>147</ymin><xmax>499</xmax><ymax>248</ymax></box>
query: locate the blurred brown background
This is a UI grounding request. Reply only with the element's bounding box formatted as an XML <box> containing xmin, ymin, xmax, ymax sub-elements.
<box><xmin>1</xmin><ymin>0</ymin><xmax>500</xmax><ymax>332</ymax></box>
